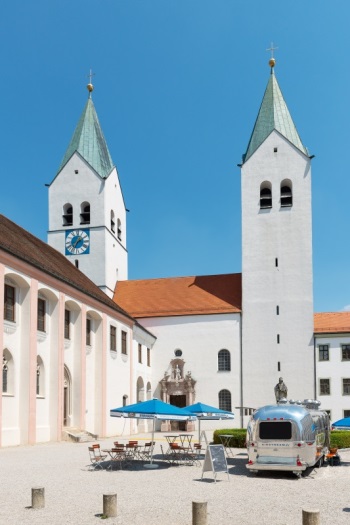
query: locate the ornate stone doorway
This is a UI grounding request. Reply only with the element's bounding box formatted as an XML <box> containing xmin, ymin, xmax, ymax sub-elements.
<box><xmin>159</xmin><ymin>359</ymin><xmax>196</xmax><ymax>432</ymax></box>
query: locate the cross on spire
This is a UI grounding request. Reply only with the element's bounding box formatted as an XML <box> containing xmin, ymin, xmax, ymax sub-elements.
<box><xmin>87</xmin><ymin>68</ymin><xmax>95</xmax><ymax>97</ymax></box>
<box><xmin>266</xmin><ymin>42</ymin><xmax>278</xmax><ymax>59</ymax></box>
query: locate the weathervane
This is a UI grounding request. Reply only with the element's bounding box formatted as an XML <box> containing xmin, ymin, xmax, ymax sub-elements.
<box><xmin>87</xmin><ymin>68</ymin><xmax>95</xmax><ymax>96</ymax></box>
<box><xmin>266</xmin><ymin>42</ymin><xmax>278</xmax><ymax>69</ymax></box>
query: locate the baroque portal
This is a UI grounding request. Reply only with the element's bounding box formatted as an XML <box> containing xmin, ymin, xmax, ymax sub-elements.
<box><xmin>159</xmin><ymin>359</ymin><xmax>196</xmax><ymax>431</ymax></box>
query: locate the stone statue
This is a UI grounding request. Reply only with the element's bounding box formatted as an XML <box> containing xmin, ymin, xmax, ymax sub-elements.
<box><xmin>174</xmin><ymin>364</ymin><xmax>181</xmax><ymax>381</ymax></box>
<box><xmin>274</xmin><ymin>377</ymin><xmax>288</xmax><ymax>402</ymax></box>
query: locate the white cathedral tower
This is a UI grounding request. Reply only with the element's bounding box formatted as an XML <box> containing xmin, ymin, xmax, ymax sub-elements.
<box><xmin>241</xmin><ymin>59</ymin><xmax>315</xmax><ymax>407</ymax></box>
<box><xmin>47</xmin><ymin>82</ymin><xmax>127</xmax><ymax>297</ymax></box>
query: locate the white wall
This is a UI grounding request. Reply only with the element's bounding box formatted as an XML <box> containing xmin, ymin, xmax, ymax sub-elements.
<box><xmin>138</xmin><ymin>313</ymin><xmax>241</xmax><ymax>432</ymax></box>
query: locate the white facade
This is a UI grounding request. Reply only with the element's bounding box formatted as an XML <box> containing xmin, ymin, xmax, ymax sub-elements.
<box><xmin>139</xmin><ymin>313</ymin><xmax>242</xmax><ymax>432</ymax></box>
<box><xmin>48</xmin><ymin>153</ymin><xmax>128</xmax><ymax>298</ymax></box>
<box><xmin>0</xmin><ymin>248</ymin><xmax>154</xmax><ymax>447</ymax></box>
<box><xmin>315</xmin><ymin>334</ymin><xmax>350</xmax><ymax>422</ymax></box>
<box><xmin>241</xmin><ymin>131</ymin><xmax>314</xmax><ymax>407</ymax></box>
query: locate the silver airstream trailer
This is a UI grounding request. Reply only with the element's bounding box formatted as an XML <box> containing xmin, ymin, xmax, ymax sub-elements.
<box><xmin>246</xmin><ymin>400</ymin><xmax>330</xmax><ymax>477</ymax></box>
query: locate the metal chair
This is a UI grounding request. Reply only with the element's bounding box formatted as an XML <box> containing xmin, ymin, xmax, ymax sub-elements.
<box><xmin>88</xmin><ymin>444</ymin><xmax>107</xmax><ymax>471</ymax></box>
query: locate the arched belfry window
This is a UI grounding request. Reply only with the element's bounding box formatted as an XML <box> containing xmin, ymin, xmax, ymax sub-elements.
<box><xmin>117</xmin><ymin>219</ymin><xmax>122</xmax><ymax>241</ymax></box>
<box><xmin>260</xmin><ymin>182</ymin><xmax>272</xmax><ymax>209</ymax></box>
<box><xmin>80</xmin><ymin>202</ymin><xmax>90</xmax><ymax>224</ymax></box>
<box><xmin>218</xmin><ymin>349</ymin><xmax>231</xmax><ymax>371</ymax></box>
<box><xmin>63</xmin><ymin>204</ymin><xmax>73</xmax><ymax>226</ymax></box>
<box><xmin>280</xmin><ymin>180</ymin><xmax>293</xmax><ymax>207</ymax></box>
<box><xmin>111</xmin><ymin>210</ymin><xmax>115</xmax><ymax>233</ymax></box>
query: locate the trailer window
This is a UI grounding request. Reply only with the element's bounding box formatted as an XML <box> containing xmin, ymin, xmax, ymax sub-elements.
<box><xmin>259</xmin><ymin>422</ymin><xmax>292</xmax><ymax>440</ymax></box>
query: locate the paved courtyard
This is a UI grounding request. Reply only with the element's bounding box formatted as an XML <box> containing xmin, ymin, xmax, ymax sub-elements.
<box><xmin>0</xmin><ymin>433</ymin><xmax>349</xmax><ymax>524</ymax></box>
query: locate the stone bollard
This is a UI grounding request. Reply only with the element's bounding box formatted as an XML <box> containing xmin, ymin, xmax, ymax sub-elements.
<box><xmin>302</xmin><ymin>509</ymin><xmax>320</xmax><ymax>525</ymax></box>
<box><xmin>192</xmin><ymin>501</ymin><xmax>207</xmax><ymax>525</ymax></box>
<box><xmin>103</xmin><ymin>493</ymin><xmax>117</xmax><ymax>518</ymax></box>
<box><xmin>31</xmin><ymin>487</ymin><xmax>45</xmax><ymax>509</ymax></box>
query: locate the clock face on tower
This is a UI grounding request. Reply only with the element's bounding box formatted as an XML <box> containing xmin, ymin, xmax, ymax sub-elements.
<box><xmin>65</xmin><ymin>229</ymin><xmax>90</xmax><ymax>255</ymax></box>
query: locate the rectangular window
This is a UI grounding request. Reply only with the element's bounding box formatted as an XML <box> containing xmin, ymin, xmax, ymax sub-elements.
<box><xmin>319</xmin><ymin>344</ymin><xmax>329</xmax><ymax>361</ymax></box>
<box><xmin>343</xmin><ymin>378</ymin><xmax>350</xmax><ymax>395</ymax></box>
<box><xmin>121</xmin><ymin>331</ymin><xmax>127</xmax><ymax>355</ymax></box>
<box><xmin>344</xmin><ymin>409</ymin><xmax>350</xmax><ymax>418</ymax></box>
<box><xmin>138</xmin><ymin>343</ymin><xmax>142</xmax><ymax>364</ymax></box>
<box><xmin>341</xmin><ymin>345</ymin><xmax>350</xmax><ymax>361</ymax></box>
<box><xmin>277</xmin><ymin>334</ymin><xmax>280</xmax><ymax>344</ymax></box>
<box><xmin>64</xmin><ymin>309</ymin><xmax>70</xmax><ymax>340</ymax></box>
<box><xmin>275</xmin><ymin>258</ymin><xmax>278</xmax><ymax>267</ymax></box>
<box><xmin>110</xmin><ymin>326</ymin><xmax>116</xmax><ymax>352</ymax></box>
<box><xmin>319</xmin><ymin>378</ymin><xmax>330</xmax><ymax>396</ymax></box>
<box><xmin>86</xmin><ymin>318</ymin><xmax>91</xmax><ymax>346</ymax></box>
<box><xmin>259</xmin><ymin>421</ymin><xmax>292</xmax><ymax>440</ymax></box>
<box><xmin>277</xmin><ymin>361</ymin><xmax>281</xmax><ymax>372</ymax></box>
<box><xmin>4</xmin><ymin>284</ymin><xmax>15</xmax><ymax>322</ymax></box>
<box><xmin>276</xmin><ymin>305</ymin><xmax>279</xmax><ymax>315</ymax></box>
<box><xmin>37</xmin><ymin>298</ymin><xmax>46</xmax><ymax>332</ymax></box>
<box><xmin>147</xmin><ymin>348</ymin><xmax>151</xmax><ymax>367</ymax></box>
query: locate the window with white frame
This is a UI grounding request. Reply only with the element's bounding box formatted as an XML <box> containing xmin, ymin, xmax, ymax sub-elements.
<box><xmin>86</xmin><ymin>318</ymin><xmax>92</xmax><ymax>346</ymax></box>
<box><xmin>138</xmin><ymin>343</ymin><xmax>142</xmax><ymax>364</ymax></box>
<box><xmin>318</xmin><ymin>344</ymin><xmax>329</xmax><ymax>361</ymax></box>
<box><xmin>4</xmin><ymin>284</ymin><xmax>15</xmax><ymax>322</ymax></box>
<box><xmin>343</xmin><ymin>378</ymin><xmax>350</xmax><ymax>395</ymax></box>
<box><xmin>147</xmin><ymin>348</ymin><xmax>151</xmax><ymax>367</ymax></box>
<box><xmin>218</xmin><ymin>389</ymin><xmax>232</xmax><ymax>411</ymax></box>
<box><xmin>341</xmin><ymin>345</ymin><xmax>350</xmax><ymax>361</ymax></box>
<box><xmin>2</xmin><ymin>350</ymin><xmax>13</xmax><ymax>394</ymax></box>
<box><xmin>110</xmin><ymin>326</ymin><xmax>117</xmax><ymax>352</ymax></box>
<box><xmin>319</xmin><ymin>378</ymin><xmax>330</xmax><ymax>395</ymax></box>
<box><xmin>2</xmin><ymin>355</ymin><xmax>8</xmax><ymax>393</ymax></box>
<box><xmin>121</xmin><ymin>330</ymin><xmax>127</xmax><ymax>355</ymax></box>
<box><xmin>64</xmin><ymin>309</ymin><xmax>70</xmax><ymax>339</ymax></box>
<box><xmin>218</xmin><ymin>349</ymin><xmax>231</xmax><ymax>371</ymax></box>
<box><xmin>37</xmin><ymin>298</ymin><xmax>46</xmax><ymax>332</ymax></box>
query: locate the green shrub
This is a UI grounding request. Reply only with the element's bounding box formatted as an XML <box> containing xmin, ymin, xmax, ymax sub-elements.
<box><xmin>330</xmin><ymin>430</ymin><xmax>350</xmax><ymax>449</ymax></box>
<box><xmin>212</xmin><ymin>429</ymin><xmax>350</xmax><ymax>450</ymax></box>
<box><xmin>213</xmin><ymin>429</ymin><xmax>247</xmax><ymax>448</ymax></box>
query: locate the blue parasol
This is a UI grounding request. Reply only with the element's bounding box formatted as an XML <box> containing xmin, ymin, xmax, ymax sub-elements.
<box><xmin>332</xmin><ymin>416</ymin><xmax>350</xmax><ymax>430</ymax></box>
<box><xmin>184</xmin><ymin>402</ymin><xmax>235</xmax><ymax>443</ymax></box>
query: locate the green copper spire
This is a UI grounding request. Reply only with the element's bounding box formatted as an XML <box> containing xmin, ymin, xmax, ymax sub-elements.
<box><xmin>58</xmin><ymin>89</ymin><xmax>114</xmax><ymax>179</ymax></box>
<box><xmin>244</xmin><ymin>68</ymin><xmax>307</xmax><ymax>162</ymax></box>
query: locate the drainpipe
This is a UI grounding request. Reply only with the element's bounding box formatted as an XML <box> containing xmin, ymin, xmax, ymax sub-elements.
<box><xmin>240</xmin><ymin>314</ymin><xmax>243</xmax><ymax>429</ymax></box>
<box><xmin>313</xmin><ymin>335</ymin><xmax>317</xmax><ymax>399</ymax></box>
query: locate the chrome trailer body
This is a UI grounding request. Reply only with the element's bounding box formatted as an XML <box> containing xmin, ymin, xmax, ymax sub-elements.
<box><xmin>246</xmin><ymin>402</ymin><xmax>330</xmax><ymax>477</ymax></box>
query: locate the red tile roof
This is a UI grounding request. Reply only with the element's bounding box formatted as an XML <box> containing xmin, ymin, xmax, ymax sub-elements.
<box><xmin>314</xmin><ymin>312</ymin><xmax>350</xmax><ymax>334</ymax></box>
<box><xmin>113</xmin><ymin>274</ymin><xmax>242</xmax><ymax>318</ymax></box>
<box><xmin>0</xmin><ymin>214</ymin><xmax>132</xmax><ymax>320</ymax></box>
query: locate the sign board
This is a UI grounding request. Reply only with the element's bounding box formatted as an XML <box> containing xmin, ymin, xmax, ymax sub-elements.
<box><xmin>199</xmin><ymin>430</ymin><xmax>208</xmax><ymax>445</ymax></box>
<box><xmin>201</xmin><ymin>445</ymin><xmax>229</xmax><ymax>482</ymax></box>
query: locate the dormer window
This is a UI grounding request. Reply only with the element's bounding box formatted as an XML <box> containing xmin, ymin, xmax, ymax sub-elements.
<box><xmin>63</xmin><ymin>204</ymin><xmax>73</xmax><ymax>226</ymax></box>
<box><xmin>80</xmin><ymin>202</ymin><xmax>90</xmax><ymax>224</ymax></box>
<box><xmin>260</xmin><ymin>182</ymin><xmax>272</xmax><ymax>209</ymax></box>
<box><xmin>280</xmin><ymin>180</ymin><xmax>293</xmax><ymax>207</ymax></box>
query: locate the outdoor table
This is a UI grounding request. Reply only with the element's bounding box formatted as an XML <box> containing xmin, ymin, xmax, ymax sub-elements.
<box><xmin>219</xmin><ymin>434</ymin><xmax>235</xmax><ymax>458</ymax></box>
<box><xmin>178</xmin><ymin>434</ymin><xmax>194</xmax><ymax>450</ymax></box>
<box><xmin>103</xmin><ymin>448</ymin><xmax>127</xmax><ymax>469</ymax></box>
<box><xmin>165</xmin><ymin>435</ymin><xmax>179</xmax><ymax>453</ymax></box>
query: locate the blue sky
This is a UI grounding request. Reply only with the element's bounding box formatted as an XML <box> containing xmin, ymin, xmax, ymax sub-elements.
<box><xmin>1</xmin><ymin>0</ymin><xmax>349</xmax><ymax>313</ymax></box>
